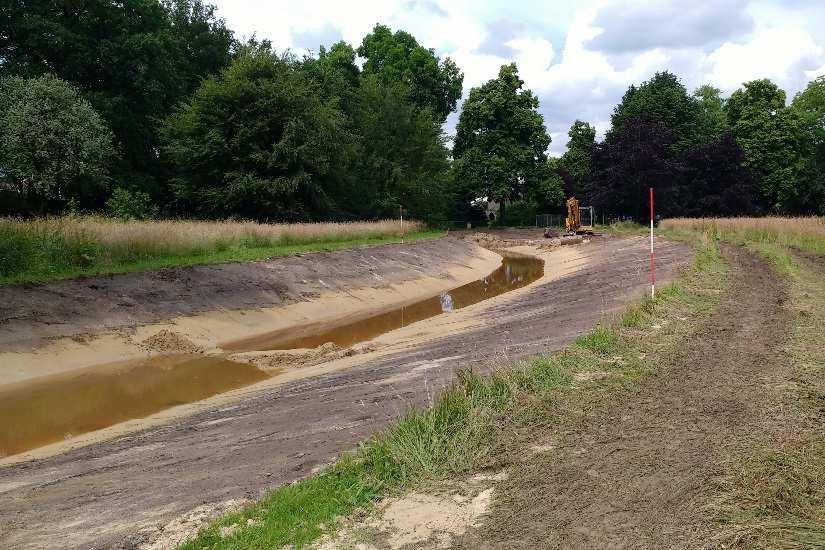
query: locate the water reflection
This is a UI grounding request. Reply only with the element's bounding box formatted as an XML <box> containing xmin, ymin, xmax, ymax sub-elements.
<box><xmin>226</xmin><ymin>254</ymin><xmax>544</xmax><ymax>352</ymax></box>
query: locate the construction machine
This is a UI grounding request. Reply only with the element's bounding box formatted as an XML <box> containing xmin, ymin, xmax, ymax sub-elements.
<box><xmin>565</xmin><ymin>196</ymin><xmax>594</xmax><ymax>235</ymax></box>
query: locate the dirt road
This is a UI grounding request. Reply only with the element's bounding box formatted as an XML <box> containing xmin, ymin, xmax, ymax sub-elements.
<box><xmin>0</xmin><ymin>235</ymin><xmax>690</xmax><ymax>549</ymax></box>
<box><xmin>465</xmin><ymin>246</ymin><xmax>793</xmax><ymax>548</ymax></box>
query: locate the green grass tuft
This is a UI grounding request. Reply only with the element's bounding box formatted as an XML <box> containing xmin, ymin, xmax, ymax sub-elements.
<box><xmin>575</xmin><ymin>326</ymin><xmax>620</xmax><ymax>355</ymax></box>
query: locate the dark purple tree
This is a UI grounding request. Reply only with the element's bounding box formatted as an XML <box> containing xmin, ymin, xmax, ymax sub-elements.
<box><xmin>677</xmin><ymin>133</ymin><xmax>762</xmax><ymax>216</ymax></box>
<box><xmin>586</xmin><ymin>115</ymin><xmax>682</xmax><ymax>222</ymax></box>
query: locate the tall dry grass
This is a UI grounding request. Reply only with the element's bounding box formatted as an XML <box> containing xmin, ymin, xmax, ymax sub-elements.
<box><xmin>0</xmin><ymin>216</ymin><xmax>425</xmax><ymax>283</ymax></box>
<box><xmin>661</xmin><ymin>216</ymin><xmax>825</xmax><ymax>255</ymax></box>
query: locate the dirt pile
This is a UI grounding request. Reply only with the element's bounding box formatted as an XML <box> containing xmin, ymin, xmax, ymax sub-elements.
<box><xmin>229</xmin><ymin>342</ymin><xmax>374</xmax><ymax>372</ymax></box>
<box><xmin>460</xmin><ymin>231</ymin><xmax>583</xmax><ymax>251</ymax></box>
<box><xmin>141</xmin><ymin>330</ymin><xmax>203</xmax><ymax>354</ymax></box>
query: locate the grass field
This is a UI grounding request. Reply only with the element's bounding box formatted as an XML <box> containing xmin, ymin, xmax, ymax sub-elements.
<box><xmin>0</xmin><ymin>217</ymin><xmax>434</xmax><ymax>284</ymax></box>
<box><xmin>662</xmin><ymin>216</ymin><xmax>825</xmax><ymax>255</ymax></box>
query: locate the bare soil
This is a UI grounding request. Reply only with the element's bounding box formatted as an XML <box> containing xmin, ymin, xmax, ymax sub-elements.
<box><xmin>0</xmin><ymin>233</ymin><xmax>690</xmax><ymax>549</ymax></box>
<box><xmin>0</xmin><ymin>237</ymin><xmax>487</xmax><ymax>352</ymax></box>
<box><xmin>460</xmin><ymin>246</ymin><xmax>793</xmax><ymax>549</ymax></box>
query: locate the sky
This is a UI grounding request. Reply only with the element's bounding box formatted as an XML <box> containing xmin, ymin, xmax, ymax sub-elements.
<box><xmin>210</xmin><ymin>0</ymin><xmax>825</xmax><ymax>155</ymax></box>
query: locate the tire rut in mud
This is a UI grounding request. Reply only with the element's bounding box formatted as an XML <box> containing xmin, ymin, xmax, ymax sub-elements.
<box><xmin>465</xmin><ymin>246</ymin><xmax>792</xmax><ymax>549</ymax></box>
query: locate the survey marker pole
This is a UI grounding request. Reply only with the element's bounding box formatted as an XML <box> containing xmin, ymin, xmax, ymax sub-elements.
<box><xmin>400</xmin><ymin>205</ymin><xmax>404</xmax><ymax>244</ymax></box>
<box><xmin>649</xmin><ymin>187</ymin><xmax>655</xmax><ymax>299</ymax></box>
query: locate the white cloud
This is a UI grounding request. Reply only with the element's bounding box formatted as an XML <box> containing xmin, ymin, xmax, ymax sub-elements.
<box><xmin>210</xmin><ymin>0</ymin><xmax>825</xmax><ymax>152</ymax></box>
<box><xmin>705</xmin><ymin>26</ymin><xmax>824</xmax><ymax>94</ymax></box>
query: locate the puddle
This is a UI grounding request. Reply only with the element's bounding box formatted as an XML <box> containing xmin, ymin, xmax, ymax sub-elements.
<box><xmin>0</xmin><ymin>355</ymin><xmax>269</xmax><ymax>457</ymax></box>
<box><xmin>224</xmin><ymin>255</ymin><xmax>543</xmax><ymax>352</ymax></box>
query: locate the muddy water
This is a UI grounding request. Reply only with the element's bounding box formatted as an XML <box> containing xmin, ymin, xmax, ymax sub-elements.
<box><xmin>225</xmin><ymin>254</ymin><xmax>544</xmax><ymax>352</ymax></box>
<box><xmin>0</xmin><ymin>355</ymin><xmax>269</xmax><ymax>457</ymax></box>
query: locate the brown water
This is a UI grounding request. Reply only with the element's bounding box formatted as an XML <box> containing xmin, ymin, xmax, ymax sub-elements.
<box><xmin>0</xmin><ymin>355</ymin><xmax>269</xmax><ymax>457</ymax></box>
<box><xmin>224</xmin><ymin>254</ymin><xmax>544</xmax><ymax>352</ymax></box>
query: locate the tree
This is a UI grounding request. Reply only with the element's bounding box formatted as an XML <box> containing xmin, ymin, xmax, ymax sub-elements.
<box><xmin>452</xmin><ymin>64</ymin><xmax>551</xmax><ymax>221</ymax></box>
<box><xmin>0</xmin><ymin>75</ymin><xmax>116</xmax><ymax>209</ymax></box>
<box><xmin>678</xmin><ymin>133</ymin><xmax>760</xmax><ymax>216</ymax></box>
<box><xmin>558</xmin><ymin>120</ymin><xmax>596</xmax><ymax>198</ymax></box>
<box><xmin>791</xmin><ymin>76</ymin><xmax>825</xmax><ymax>214</ymax></box>
<box><xmin>0</xmin><ymin>0</ymin><xmax>235</xmax><ymax>193</ymax></box>
<box><xmin>357</xmin><ymin>24</ymin><xmax>463</xmax><ymax>122</ymax></box>
<box><xmin>340</xmin><ymin>76</ymin><xmax>451</xmax><ymax>220</ymax></box>
<box><xmin>609</xmin><ymin>71</ymin><xmax>700</xmax><ymax>150</ymax></box>
<box><xmin>160</xmin><ymin>47</ymin><xmax>351</xmax><ymax>220</ymax></box>
<box><xmin>693</xmin><ymin>85</ymin><xmax>728</xmax><ymax>145</ymax></box>
<box><xmin>534</xmin><ymin>158</ymin><xmax>566</xmax><ymax>211</ymax></box>
<box><xmin>726</xmin><ymin>79</ymin><xmax>809</xmax><ymax>211</ymax></box>
<box><xmin>587</xmin><ymin>116</ymin><xmax>682</xmax><ymax>221</ymax></box>
<box><xmin>301</xmin><ymin>41</ymin><xmax>361</xmax><ymax>115</ymax></box>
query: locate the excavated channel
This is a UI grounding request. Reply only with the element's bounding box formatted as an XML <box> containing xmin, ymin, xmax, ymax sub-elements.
<box><xmin>223</xmin><ymin>253</ymin><xmax>544</xmax><ymax>352</ymax></box>
<box><xmin>0</xmin><ymin>253</ymin><xmax>543</xmax><ymax>458</ymax></box>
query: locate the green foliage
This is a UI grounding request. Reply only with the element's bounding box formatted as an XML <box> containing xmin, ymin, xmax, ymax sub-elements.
<box><xmin>558</xmin><ymin>120</ymin><xmax>596</xmax><ymax>198</ymax></box>
<box><xmin>534</xmin><ymin>158</ymin><xmax>566</xmax><ymax>211</ymax></box>
<box><xmin>0</xmin><ymin>0</ymin><xmax>235</xmax><ymax>196</ymax></box>
<box><xmin>726</xmin><ymin>79</ymin><xmax>810</xmax><ymax>211</ymax></box>
<box><xmin>160</xmin><ymin>47</ymin><xmax>351</xmax><ymax>220</ymax></box>
<box><xmin>0</xmin><ymin>221</ymin><xmax>101</xmax><ymax>280</ymax></box>
<box><xmin>106</xmin><ymin>188</ymin><xmax>160</xmax><ymax>220</ymax></box>
<box><xmin>609</xmin><ymin>71</ymin><xmax>701</xmax><ymax>150</ymax></box>
<box><xmin>357</xmin><ymin>24</ymin><xmax>463</xmax><ymax>123</ymax></box>
<box><xmin>345</xmin><ymin>76</ymin><xmax>451</xmax><ymax>220</ymax></box>
<box><xmin>0</xmin><ymin>75</ymin><xmax>116</xmax><ymax>206</ymax></box>
<box><xmin>693</xmin><ymin>84</ymin><xmax>728</xmax><ymax>144</ymax></box>
<box><xmin>453</xmin><ymin>63</ymin><xmax>551</xmax><ymax>220</ymax></box>
<box><xmin>792</xmin><ymin>76</ymin><xmax>825</xmax><ymax>214</ymax></box>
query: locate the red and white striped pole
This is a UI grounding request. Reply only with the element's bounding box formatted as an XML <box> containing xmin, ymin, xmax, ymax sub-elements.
<box><xmin>649</xmin><ymin>187</ymin><xmax>655</xmax><ymax>299</ymax></box>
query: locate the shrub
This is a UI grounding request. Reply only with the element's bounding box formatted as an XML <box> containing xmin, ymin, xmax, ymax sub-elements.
<box><xmin>106</xmin><ymin>188</ymin><xmax>159</xmax><ymax>220</ymax></box>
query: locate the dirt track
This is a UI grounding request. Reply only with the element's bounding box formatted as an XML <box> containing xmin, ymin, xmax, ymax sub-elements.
<box><xmin>0</xmin><ymin>234</ymin><xmax>690</xmax><ymax>549</ymax></box>
<box><xmin>465</xmin><ymin>246</ymin><xmax>793</xmax><ymax>548</ymax></box>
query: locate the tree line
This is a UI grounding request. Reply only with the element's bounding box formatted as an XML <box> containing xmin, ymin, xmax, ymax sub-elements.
<box><xmin>0</xmin><ymin>1</ymin><xmax>461</xmax><ymax>221</ymax></box>
<box><xmin>1</xmin><ymin>1</ymin><xmax>823</xmax><ymax>222</ymax></box>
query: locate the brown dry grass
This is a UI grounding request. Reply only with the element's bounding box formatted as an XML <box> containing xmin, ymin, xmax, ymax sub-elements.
<box><xmin>1</xmin><ymin>217</ymin><xmax>422</xmax><ymax>256</ymax></box>
<box><xmin>661</xmin><ymin>217</ymin><xmax>825</xmax><ymax>255</ymax></box>
<box><xmin>0</xmin><ymin>216</ymin><xmax>428</xmax><ymax>284</ymax></box>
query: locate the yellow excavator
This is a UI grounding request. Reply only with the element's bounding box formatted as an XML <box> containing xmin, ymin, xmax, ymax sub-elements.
<box><xmin>565</xmin><ymin>196</ymin><xmax>594</xmax><ymax>236</ymax></box>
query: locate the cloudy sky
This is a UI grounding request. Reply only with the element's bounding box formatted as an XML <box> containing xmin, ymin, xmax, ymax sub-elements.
<box><xmin>211</xmin><ymin>0</ymin><xmax>825</xmax><ymax>155</ymax></box>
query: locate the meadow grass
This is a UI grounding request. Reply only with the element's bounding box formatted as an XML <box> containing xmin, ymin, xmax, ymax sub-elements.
<box><xmin>662</xmin><ymin>216</ymin><xmax>825</xmax><ymax>255</ymax></box>
<box><xmin>0</xmin><ymin>217</ymin><xmax>432</xmax><ymax>284</ymax></box>
<box><xmin>181</xmin><ymin>228</ymin><xmax>727</xmax><ymax>549</ymax></box>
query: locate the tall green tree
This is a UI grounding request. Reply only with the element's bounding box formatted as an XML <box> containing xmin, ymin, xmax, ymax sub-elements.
<box><xmin>791</xmin><ymin>75</ymin><xmax>825</xmax><ymax>213</ymax></box>
<box><xmin>342</xmin><ymin>77</ymin><xmax>451</xmax><ymax>220</ymax></box>
<box><xmin>160</xmin><ymin>47</ymin><xmax>351</xmax><ymax>220</ymax></box>
<box><xmin>693</xmin><ymin>84</ymin><xmax>728</xmax><ymax>145</ymax></box>
<box><xmin>0</xmin><ymin>0</ymin><xmax>234</xmax><ymax>192</ymax></box>
<box><xmin>301</xmin><ymin>41</ymin><xmax>361</xmax><ymax>115</ymax></box>
<box><xmin>357</xmin><ymin>24</ymin><xmax>463</xmax><ymax>123</ymax></box>
<box><xmin>558</xmin><ymin>120</ymin><xmax>596</xmax><ymax>198</ymax></box>
<box><xmin>609</xmin><ymin>71</ymin><xmax>700</xmax><ymax>150</ymax></box>
<box><xmin>726</xmin><ymin>79</ymin><xmax>809</xmax><ymax>211</ymax></box>
<box><xmin>0</xmin><ymin>75</ymin><xmax>116</xmax><ymax>209</ymax></box>
<box><xmin>452</xmin><ymin>63</ymin><xmax>551</xmax><ymax>221</ymax></box>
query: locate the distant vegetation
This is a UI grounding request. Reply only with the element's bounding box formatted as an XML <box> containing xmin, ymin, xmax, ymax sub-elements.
<box><xmin>0</xmin><ymin>217</ymin><xmax>429</xmax><ymax>284</ymax></box>
<box><xmin>1</xmin><ymin>2</ymin><xmax>823</xmax><ymax>226</ymax></box>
